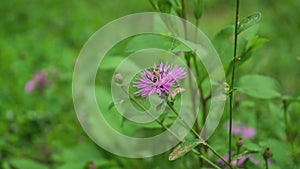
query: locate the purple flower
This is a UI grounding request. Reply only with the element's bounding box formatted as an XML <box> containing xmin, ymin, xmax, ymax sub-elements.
<box><xmin>133</xmin><ymin>62</ymin><xmax>186</xmax><ymax>98</ymax></box>
<box><xmin>25</xmin><ymin>72</ymin><xmax>47</xmax><ymax>93</ymax></box>
<box><xmin>240</xmin><ymin>125</ymin><xmax>256</xmax><ymax>139</ymax></box>
<box><xmin>218</xmin><ymin>153</ymin><xmax>259</xmax><ymax>167</ymax></box>
<box><xmin>34</xmin><ymin>72</ymin><xmax>47</xmax><ymax>84</ymax></box>
<box><xmin>225</xmin><ymin>121</ymin><xmax>256</xmax><ymax>139</ymax></box>
<box><xmin>25</xmin><ymin>80</ymin><xmax>36</xmax><ymax>93</ymax></box>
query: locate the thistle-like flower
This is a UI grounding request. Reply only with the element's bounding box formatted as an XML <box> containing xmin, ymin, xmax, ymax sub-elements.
<box><xmin>133</xmin><ymin>62</ymin><xmax>186</xmax><ymax>98</ymax></box>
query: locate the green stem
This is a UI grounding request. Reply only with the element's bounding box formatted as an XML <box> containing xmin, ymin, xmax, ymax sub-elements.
<box><xmin>121</xmin><ymin>86</ymin><xmax>182</xmax><ymax>141</ymax></box>
<box><xmin>236</xmin><ymin>146</ymin><xmax>241</xmax><ymax>168</ymax></box>
<box><xmin>206</xmin><ymin>144</ymin><xmax>233</xmax><ymax>169</ymax></box>
<box><xmin>191</xmin><ymin>53</ymin><xmax>207</xmax><ymax>135</ymax></box>
<box><xmin>166</xmin><ymin>101</ymin><xmax>233</xmax><ymax>169</ymax></box>
<box><xmin>228</xmin><ymin>0</ymin><xmax>240</xmax><ymax>163</ymax></box>
<box><xmin>283</xmin><ymin>100</ymin><xmax>289</xmax><ymax>141</ymax></box>
<box><xmin>265</xmin><ymin>159</ymin><xmax>269</xmax><ymax>169</ymax></box>
<box><xmin>148</xmin><ymin>0</ymin><xmax>158</xmax><ymax>11</ymax></box>
<box><xmin>166</xmin><ymin>101</ymin><xmax>200</xmax><ymax>139</ymax></box>
<box><xmin>181</xmin><ymin>0</ymin><xmax>188</xmax><ymax>38</ymax></box>
<box><xmin>200</xmin><ymin>155</ymin><xmax>222</xmax><ymax>169</ymax></box>
<box><xmin>181</xmin><ymin>0</ymin><xmax>186</xmax><ymax>19</ymax></box>
<box><xmin>185</xmin><ymin>53</ymin><xmax>203</xmax><ymax>166</ymax></box>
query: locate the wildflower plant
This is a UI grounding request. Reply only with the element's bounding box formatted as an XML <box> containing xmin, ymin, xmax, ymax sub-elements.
<box><xmin>1</xmin><ymin>1</ymin><xmax>299</xmax><ymax>169</ymax></box>
<box><xmin>72</xmin><ymin>0</ymin><xmax>300</xmax><ymax>169</ymax></box>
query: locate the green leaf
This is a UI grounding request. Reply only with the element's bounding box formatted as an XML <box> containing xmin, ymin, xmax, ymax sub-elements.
<box><xmin>238</xmin><ymin>12</ymin><xmax>261</xmax><ymax>34</ymax></box>
<box><xmin>213</xmin><ymin>26</ymin><xmax>247</xmax><ymax>66</ymax></box>
<box><xmin>171</xmin><ymin>43</ymin><xmax>191</xmax><ymax>52</ymax></box>
<box><xmin>243</xmin><ymin>139</ymin><xmax>262</xmax><ymax>152</ymax></box>
<box><xmin>99</xmin><ymin>56</ymin><xmax>124</xmax><ymax>70</ymax></box>
<box><xmin>232</xmin><ymin>150</ymin><xmax>250</xmax><ymax>160</ymax></box>
<box><xmin>213</xmin><ymin>26</ymin><xmax>234</xmax><ymax>65</ymax></box>
<box><xmin>125</xmin><ymin>34</ymin><xmax>179</xmax><ymax>53</ymax></box>
<box><xmin>169</xmin><ymin>139</ymin><xmax>204</xmax><ymax>161</ymax></box>
<box><xmin>6</xmin><ymin>158</ymin><xmax>48</xmax><ymax>169</ymax></box>
<box><xmin>236</xmin><ymin>74</ymin><xmax>282</xmax><ymax>99</ymax></box>
<box><xmin>247</xmin><ymin>36</ymin><xmax>269</xmax><ymax>52</ymax></box>
<box><xmin>269</xmin><ymin>165</ymin><xmax>283</xmax><ymax>169</ymax></box>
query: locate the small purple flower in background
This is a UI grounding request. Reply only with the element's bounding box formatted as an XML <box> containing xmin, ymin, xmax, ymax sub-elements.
<box><xmin>25</xmin><ymin>80</ymin><xmax>36</xmax><ymax>92</ymax></box>
<box><xmin>218</xmin><ymin>153</ymin><xmax>260</xmax><ymax>167</ymax></box>
<box><xmin>240</xmin><ymin>125</ymin><xmax>256</xmax><ymax>139</ymax></box>
<box><xmin>25</xmin><ymin>72</ymin><xmax>47</xmax><ymax>93</ymax></box>
<box><xmin>225</xmin><ymin>121</ymin><xmax>256</xmax><ymax>139</ymax></box>
<box><xmin>133</xmin><ymin>62</ymin><xmax>186</xmax><ymax>98</ymax></box>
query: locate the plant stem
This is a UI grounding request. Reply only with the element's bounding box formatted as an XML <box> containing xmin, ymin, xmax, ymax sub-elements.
<box><xmin>283</xmin><ymin>100</ymin><xmax>289</xmax><ymax>141</ymax></box>
<box><xmin>181</xmin><ymin>0</ymin><xmax>188</xmax><ymax>39</ymax></box>
<box><xmin>166</xmin><ymin>101</ymin><xmax>233</xmax><ymax>169</ymax></box>
<box><xmin>206</xmin><ymin>143</ymin><xmax>233</xmax><ymax>169</ymax></box>
<box><xmin>265</xmin><ymin>159</ymin><xmax>269</xmax><ymax>169</ymax></box>
<box><xmin>166</xmin><ymin>101</ymin><xmax>200</xmax><ymax>139</ymax></box>
<box><xmin>185</xmin><ymin>53</ymin><xmax>204</xmax><ymax>166</ymax></box>
<box><xmin>181</xmin><ymin>0</ymin><xmax>186</xmax><ymax>20</ymax></box>
<box><xmin>121</xmin><ymin>86</ymin><xmax>182</xmax><ymax>141</ymax></box>
<box><xmin>148</xmin><ymin>0</ymin><xmax>158</xmax><ymax>11</ymax></box>
<box><xmin>199</xmin><ymin>155</ymin><xmax>222</xmax><ymax>169</ymax></box>
<box><xmin>228</xmin><ymin>0</ymin><xmax>240</xmax><ymax>163</ymax></box>
<box><xmin>236</xmin><ymin>145</ymin><xmax>241</xmax><ymax>168</ymax></box>
<box><xmin>191</xmin><ymin>53</ymin><xmax>207</xmax><ymax>135</ymax></box>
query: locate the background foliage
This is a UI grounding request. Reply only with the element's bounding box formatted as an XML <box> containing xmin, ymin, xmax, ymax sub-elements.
<box><xmin>0</xmin><ymin>0</ymin><xmax>299</xmax><ymax>168</ymax></box>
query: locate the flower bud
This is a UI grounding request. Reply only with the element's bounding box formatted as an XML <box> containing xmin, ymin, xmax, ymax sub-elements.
<box><xmin>263</xmin><ymin>147</ymin><xmax>272</xmax><ymax>161</ymax></box>
<box><xmin>114</xmin><ymin>72</ymin><xmax>123</xmax><ymax>84</ymax></box>
<box><xmin>236</xmin><ymin>137</ymin><xmax>243</xmax><ymax>149</ymax></box>
<box><xmin>88</xmin><ymin>161</ymin><xmax>96</xmax><ymax>169</ymax></box>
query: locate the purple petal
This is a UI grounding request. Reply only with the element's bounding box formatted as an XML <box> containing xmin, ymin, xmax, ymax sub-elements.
<box><xmin>25</xmin><ymin>80</ymin><xmax>36</xmax><ymax>93</ymax></box>
<box><xmin>240</xmin><ymin>125</ymin><xmax>256</xmax><ymax>139</ymax></box>
<box><xmin>33</xmin><ymin>72</ymin><xmax>47</xmax><ymax>84</ymax></box>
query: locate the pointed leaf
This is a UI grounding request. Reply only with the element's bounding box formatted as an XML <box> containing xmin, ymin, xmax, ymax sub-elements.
<box><xmin>238</xmin><ymin>12</ymin><xmax>261</xmax><ymax>34</ymax></box>
<box><xmin>232</xmin><ymin>150</ymin><xmax>250</xmax><ymax>160</ymax></box>
<box><xmin>169</xmin><ymin>139</ymin><xmax>204</xmax><ymax>161</ymax></box>
<box><xmin>243</xmin><ymin>140</ymin><xmax>262</xmax><ymax>152</ymax></box>
<box><xmin>236</xmin><ymin>74</ymin><xmax>282</xmax><ymax>99</ymax></box>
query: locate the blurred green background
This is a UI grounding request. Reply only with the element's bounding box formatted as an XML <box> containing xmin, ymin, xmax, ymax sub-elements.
<box><xmin>0</xmin><ymin>0</ymin><xmax>299</xmax><ymax>168</ymax></box>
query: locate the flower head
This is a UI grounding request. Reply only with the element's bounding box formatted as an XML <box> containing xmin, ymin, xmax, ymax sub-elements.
<box><xmin>133</xmin><ymin>62</ymin><xmax>186</xmax><ymax>98</ymax></box>
<box><xmin>25</xmin><ymin>71</ymin><xmax>47</xmax><ymax>93</ymax></box>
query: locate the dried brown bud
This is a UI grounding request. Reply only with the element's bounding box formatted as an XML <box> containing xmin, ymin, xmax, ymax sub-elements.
<box><xmin>263</xmin><ymin>147</ymin><xmax>272</xmax><ymax>160</ymax></box>
<box><xmin>236</xmin><ymin>137</ymin><xmax>243</xmax><ymax>148</ymax></box>
<box><xmin>88</xmin><ymin>161</ymin><xmax>96</xmax><ymax>169</ymax></box>
<box><xmin>114</xmin><ymin>72</ymin><xmax>123</xmax><ymax>84</ymax></box>
<box><xmin>171</xmin><ymin>88</ymin><xmax>185</xmax><ymax>100</ymax></box>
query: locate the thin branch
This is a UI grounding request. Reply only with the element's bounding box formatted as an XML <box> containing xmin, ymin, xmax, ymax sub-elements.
<box><xmin>228</xmin><ymin>0</ymin><xmax>240</xmax><ymax>163</ymax></box>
